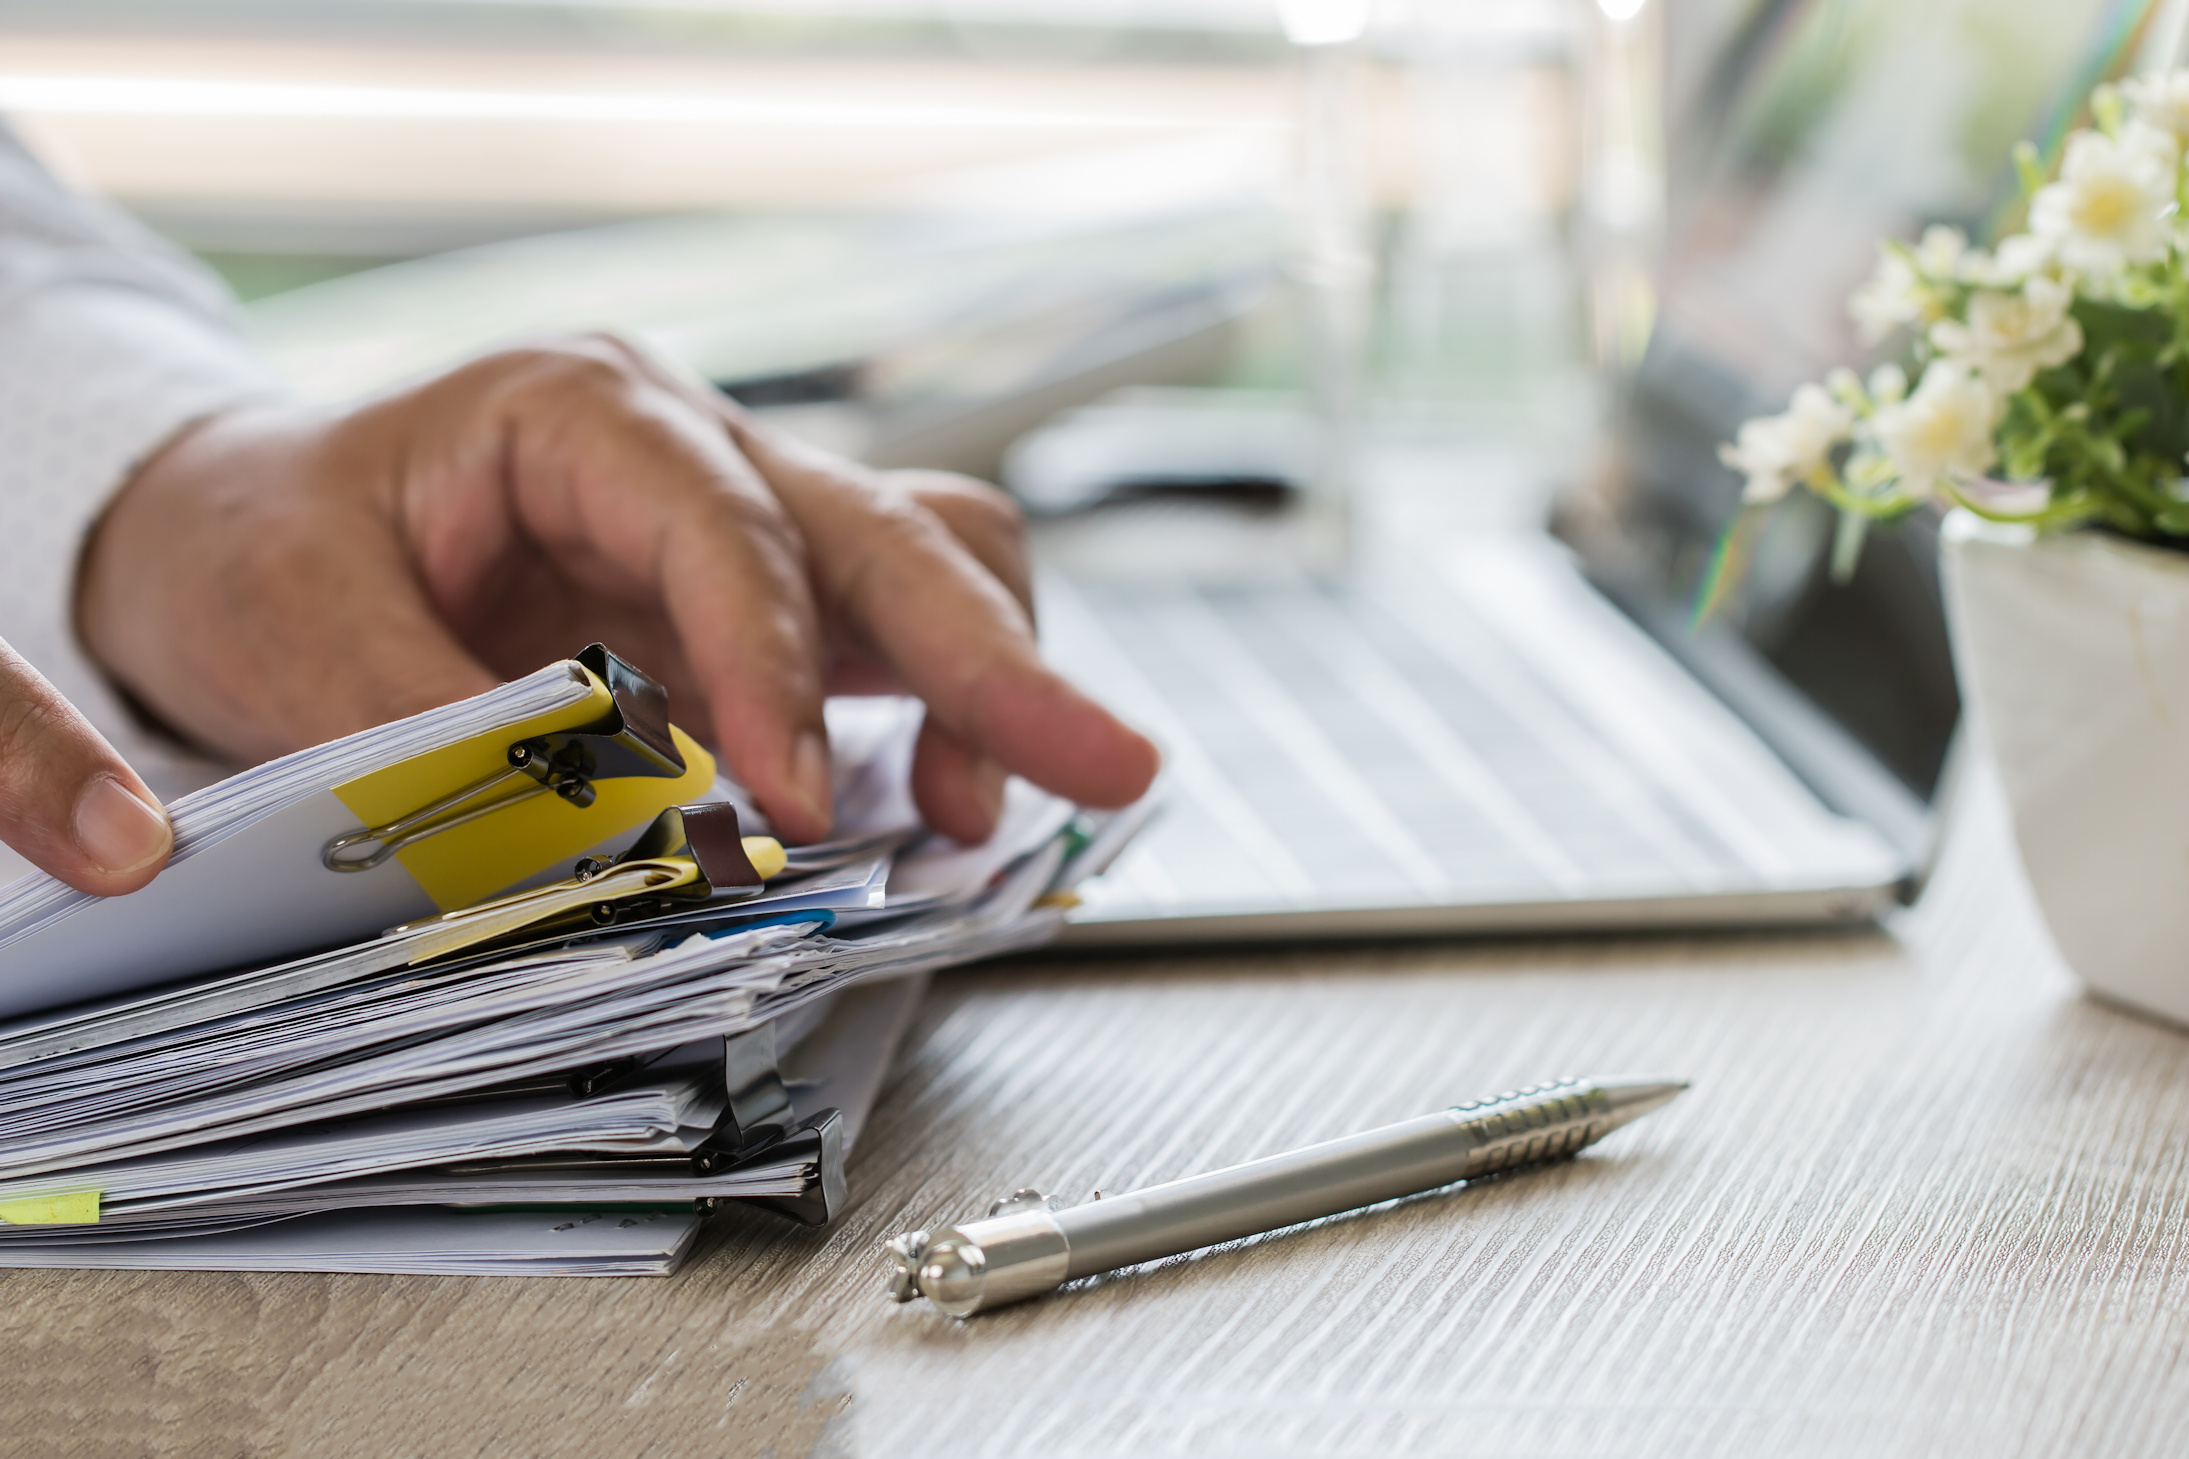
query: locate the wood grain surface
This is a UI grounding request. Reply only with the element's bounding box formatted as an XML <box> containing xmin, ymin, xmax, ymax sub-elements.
<box><xmin>5</xmin><ymin>764</ymin><xmax>2186</xmax><ymax>1459</ymax></box>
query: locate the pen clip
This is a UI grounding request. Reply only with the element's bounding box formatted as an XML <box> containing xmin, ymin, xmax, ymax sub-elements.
<box><xmin>986</xmin><ymin>1189</ymin><xmax>1052</xmax><ymax>1218</ymax></box>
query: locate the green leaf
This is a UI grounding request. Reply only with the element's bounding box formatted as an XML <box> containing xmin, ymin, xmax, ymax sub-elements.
<box><xmin>1829</xmin><ymin>511</ymin><xmax>1869</xmax><ymax>583</ymax></box>
<box><xmin>2013</xmin><ymin>140</ymin><xmax>2046</xmax><ymax>199</ymax></box>
<box><xmin>2094</xmin><ymin>83</ymin><xmax>2124</xmax><ymax>136</ymax></box>
<box><xmin>2002</xmin><ymin>439</ymin><xmax>2049</xmax><ymax>481</ymax></box>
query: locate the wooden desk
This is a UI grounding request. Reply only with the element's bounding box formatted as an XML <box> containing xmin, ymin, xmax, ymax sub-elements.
<box><xmin>8</xmin><ymin>767</ymin><xmax>2188</xmax><ymax>1458</ymax></box>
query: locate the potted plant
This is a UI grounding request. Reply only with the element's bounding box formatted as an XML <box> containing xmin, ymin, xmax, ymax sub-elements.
<box><xmin>1714</xmin><ymin>70</ymin><xmax>2189</xmax><ymax>1026</ymax></box>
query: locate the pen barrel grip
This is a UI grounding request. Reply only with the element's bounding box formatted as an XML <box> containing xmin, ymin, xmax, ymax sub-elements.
<box><xmin>1055</xmin><ymin>1111</ymin><xmax>1478</xmax><ymax>1277</ymax></box>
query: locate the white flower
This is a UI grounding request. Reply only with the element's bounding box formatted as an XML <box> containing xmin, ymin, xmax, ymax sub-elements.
<box><xmin>1913</xmin><ymin>225</ymin><xmax>1970</xmax><ymax>275</ymax></box>
<box><xmin>1850</xmin><ymin>250</ymin><xmax>1921</xmax><ymax>342</ymax></box>
<box><xmin>2030</xmin><ymin>126</ymin><xmax>2178</xmax><ymax>276</ymax></box>
<box><xmin>2124</xmin><ymin>70</ymin><xmax>2189</xmax><ymax>149</ymax></box>
<box><xmin>1958</xmin><ymin>232</ymin><xmax>2056</xmax><ymax>287</ymax></box>
<box><xmin>1719</xmin><ymin>383</ymin><xmax>1854</xmax><ymax>504</ymax></box>
<box><xmin>1868</xmin><ymin>363</ymin><xmax>1908</xmax><ymax>405</ymax></box>
<box><xmin>2126</xmin><ymin>116</ymin><xmax>2183</xmax><ymax>172</ymax></box>
<box><xmin>1927</xmin><ymin>274</ymin><xmax>2085</xmax><ymax>392</ymax></box>
<box><xmin>1848</xmin><ymin>226</ymin><xmax>1969</xmax><ymax>343</ymax></box>
<box><xmin>1867</xmin><ymin>362</ymin><xmax>2002</xmax><ymax>499</ymax></box>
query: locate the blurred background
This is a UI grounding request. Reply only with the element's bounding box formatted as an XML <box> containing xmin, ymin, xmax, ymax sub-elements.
<box><xmin>0</xmin><ymin>0</ymin><xmax>1630</xmax><ymax>520</ymax></box>
<box><xmin>9</xmin><ymin>0</ymin><xmax>2175</xmax><ymax>916</ymax></box>
<box><xmin>2</xmin><ymin>2</ymin><xmax>2161</xmax><ymax>600</ymax></box>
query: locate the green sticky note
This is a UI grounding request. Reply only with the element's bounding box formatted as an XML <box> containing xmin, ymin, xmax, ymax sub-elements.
<box><xmin>0</xmin><ymin>1191</ymin><xmax>100</xmax><ymax>1225</ymax></box>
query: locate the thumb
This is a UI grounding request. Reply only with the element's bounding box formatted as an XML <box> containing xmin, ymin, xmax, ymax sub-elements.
<box><xmin>0</xmin><ymin>639</ymin><xmax>172</xmax><ymax>896</ymax></box>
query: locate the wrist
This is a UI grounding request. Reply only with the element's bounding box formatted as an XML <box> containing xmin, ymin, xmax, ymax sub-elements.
<box><xmin>73</xmin><ymin>402</ymin><xmax>333</xmax><ymax>761</ymax></box>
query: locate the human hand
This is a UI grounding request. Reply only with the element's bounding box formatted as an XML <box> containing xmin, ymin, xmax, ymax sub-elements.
<box><xmin>0</xmin><ymin>639</ymin><xmax>172</xmax><ymax>894</ymax></box>
<box><xmin>75</xmin><ymin>336</ymin><xmax>1159</xmax><ymax>845</ymax></box>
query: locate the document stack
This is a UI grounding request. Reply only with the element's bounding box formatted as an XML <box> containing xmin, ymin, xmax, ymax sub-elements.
<box><xmin>0</xmin><ymin>647</ymin><xmax>1150</xmax><ymax>1275</ymax></box>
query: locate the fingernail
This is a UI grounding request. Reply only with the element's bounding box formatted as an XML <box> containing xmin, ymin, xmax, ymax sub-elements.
<box><xmin>969</xmin><ymin>755</ymin><xmax>1007</xmax><ymax>829</ymax></box>
<box><xmin>790</xmin><ymin>730</ymin><xmax>834</xmax><ymax>831</ymax></box>
<box><xmin>73</xmin><ymin>775</ymin><xmax>172</xmax><ymax>876</ymax></box>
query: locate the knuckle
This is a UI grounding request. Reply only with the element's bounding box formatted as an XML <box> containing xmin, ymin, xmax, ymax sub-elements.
<box><xmin>0</xmin><ymin>690</ymin><xmax>51</xmax><ymax>767</ymax></box>
<box><xmin>829</xmin><ymin>496</ymin><xmax>942</xmax><ymax>607</ymax></box>
<box><xmin>0</xmin><ymin>678</ymin><xmax>76</xmax><ymax>818</ymax></box>
<box><xmin>956</xmin><ymin>482</ymin><xmax>1027</xmax><ymax>540</ymax></box>
<box><xmin>867</xmin><ymin>492</ymin><xmax>952</xmax><ymax>552</ymax></box>
<box><xmin>895</xmin><ymin>470</ymin><xmax>1025</xmax><ymax>543</ymax></box>
<box><xmin>700</xmin><ymin>480</ymin><xmax>808</xmax><ymax>565</ymax></box>
<box><xmin>566</xmin><ymin>330</ymin><xmax>661</xmax><ymax>376</ymax></box>
<box><xmin>575</xmin><ymin>328</ymin><xmax>644</xmax><ymax>357</ymax></box>
<box><xmin>504</xmin><ymin>339</ymin><xmax>646</xmax><ymax>402</ymax></box>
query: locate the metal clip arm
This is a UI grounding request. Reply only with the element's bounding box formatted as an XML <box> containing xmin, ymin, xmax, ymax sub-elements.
<box><xmin>321</xmin><ymin>644</ymin><xmax>688</xmax><ymax>873</ymax></box>
<box><xmin>322</xmin><ymin>750</ymin><xmax>549</xmax><ymax>873</ymax></box>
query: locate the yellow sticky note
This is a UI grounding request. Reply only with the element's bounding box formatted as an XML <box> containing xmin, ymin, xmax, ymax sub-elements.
<box><xmin>0</xmin><ymin>1190</ymin><xmax>99</xmax><ymax>1225</ymax></box>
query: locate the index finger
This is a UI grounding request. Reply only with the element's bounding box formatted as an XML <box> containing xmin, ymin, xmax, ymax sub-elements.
<box><xmin>449</xmin><ymin>344</ymin><xmax>839</xmax><ymax>840</ymax></box>
<box><xmin>726</xmin><ymin>422</ymin><xmax>1160</xmax><ymax>810</ymax></box>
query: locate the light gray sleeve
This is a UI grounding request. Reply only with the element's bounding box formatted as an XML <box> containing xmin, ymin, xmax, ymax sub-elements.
<box><xmin>0</xmin><ymin>121</ymin><xmax>286</xmax><ymax>809</ymax></box>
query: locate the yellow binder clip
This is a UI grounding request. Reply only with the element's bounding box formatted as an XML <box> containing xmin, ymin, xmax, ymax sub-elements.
<box><xmin>390</xmin><ymin>802</ymin><xmax>786</xmax><ymax>965</ymax></box>
<box><xmin>323</xmin><ymin>644</ymin><xmax>689</xmax><ymax>873</ymax></box>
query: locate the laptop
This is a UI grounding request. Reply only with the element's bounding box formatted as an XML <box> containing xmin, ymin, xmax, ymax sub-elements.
<box><xmin>1026</xmin><ymin>0</ymin><xmax>2178</xmax><ymax>945</ymax></box>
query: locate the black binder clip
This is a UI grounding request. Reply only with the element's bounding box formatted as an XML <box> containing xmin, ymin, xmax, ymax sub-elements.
<box><xmin>558</xmin><ymin>1023</ymin><xmax>845</xmax><ymax>1226</ymax></box>
<box><xmin>697</xmin><ymin>1110</ymin><xmax>848</xmax><ymax>1228</ymax></box>
<box><xmin>574</xmin><ymin>802</ymin><xmax>767</xmax><ymax>925</ymax></box>
<box><xmin>709</xmin><ymin>1019</ymin><xmax>796</xmax><ymax>1150</ymax></box>
<box><xmin>324</xmin><ymin>644</ymin><xmax>688</xmax><ymax>872</ymax></box>
<box><xmin>689</xmin><ymin>1022</ymin><xmax>848</xmax><ymax>1227</ymax></box>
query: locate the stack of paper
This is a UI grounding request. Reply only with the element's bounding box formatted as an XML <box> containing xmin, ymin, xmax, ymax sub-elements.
<box><xmin>0</xmin><ymin>668</ymin><xmax>1152</xmax><ymax>1275</ymax></box>
<box><xmin>0</xmin><ymin>1210</ymin><xmax>708</xmax><ymax>1277</ymax></box>
<box><xmin>0</xmin><ymin>651</ymin><xmax>720</xmax><ymax>1010</ymax></box>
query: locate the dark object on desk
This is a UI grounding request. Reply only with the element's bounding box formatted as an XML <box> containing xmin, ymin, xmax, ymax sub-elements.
<box><xmin>717</xmin><ymin>362</ymin><xmax>863</xmax><ymax>408</ymax></box>
<box><xmin>1002</xmin><ymin>389</ymin><xmax>1309</xmax><ymax>517</ymax></box>
<box><xmin>1044</xmin><ymin>473</ymin><xmax>1296</xmax><ymax>519</ymax></box>
<box><xmin>885</xmin><ymin>1075</ymin><xmax>1686</xmax><ymax>1317</ymax></box>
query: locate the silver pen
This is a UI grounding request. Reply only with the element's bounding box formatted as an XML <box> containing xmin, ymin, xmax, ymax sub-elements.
<box><xmin>884</xmin><ymin>1075</ymin><xmax>1687</xmax><ymax>1317</ymax></box>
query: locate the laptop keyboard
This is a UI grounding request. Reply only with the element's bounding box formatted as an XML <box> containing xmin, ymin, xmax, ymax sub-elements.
<box><xmin>1037</xmin><ymin>539</ymin><xmax>1902</xmax><ymax>922</ymax></box>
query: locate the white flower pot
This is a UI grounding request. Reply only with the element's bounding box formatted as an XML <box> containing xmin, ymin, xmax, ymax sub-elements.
<box><xmin>1942</xmin><ymin>509</ymin><xmax>2189</xmax><ymax>1025</ymax></box>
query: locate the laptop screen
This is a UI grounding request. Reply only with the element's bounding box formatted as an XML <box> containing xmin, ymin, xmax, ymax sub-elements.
<box><xmin>1572</xmin><ymin>0</ymin><xmax>2170</xmax><ymax>803</ymax></box>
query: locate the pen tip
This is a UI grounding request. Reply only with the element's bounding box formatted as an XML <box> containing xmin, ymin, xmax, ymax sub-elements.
<box><xmin>1591</xmin><ymin>1076</ymin><xmax>1690</xmax><ymax>1126</ymax></box>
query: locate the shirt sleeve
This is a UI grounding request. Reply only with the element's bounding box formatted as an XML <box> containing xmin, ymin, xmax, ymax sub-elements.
<box><xmin>0</xmin><ymin>121</ymin><xmax>285</xmax><ymax>804</ymax></box>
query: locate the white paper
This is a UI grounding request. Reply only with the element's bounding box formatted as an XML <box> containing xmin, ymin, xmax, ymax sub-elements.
<box><xmin>0</xmin><ymin>1074</ymin><xmax>724</xmax><ymax>1209</ymax></box>
<box><xmin>7</xmin><ymin>971</ymin><xmax>930</xmax><ymax>1238</ymax></box>
<box><xmin>883</xmin><ymin>778</ymin><xmax>1078</xmax><ymax>911</ymax></box>
<box><xmin>0</xmin><ymin>663</ymin><xmax>599</xmax><ymax>1015</ymax></box>
<box><xmin>0</xmin><ymin>1208</ymin><xmax>702</xmax><ymax>1275</ymax></box>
